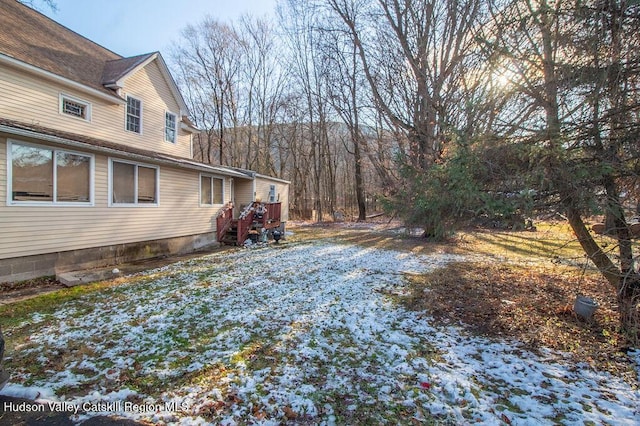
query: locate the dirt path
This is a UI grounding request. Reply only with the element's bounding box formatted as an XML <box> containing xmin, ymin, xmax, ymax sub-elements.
<box><xmin>0</xmin><ymin>285</ymin><xmax>65</xmax><ymax>306</ymax></box>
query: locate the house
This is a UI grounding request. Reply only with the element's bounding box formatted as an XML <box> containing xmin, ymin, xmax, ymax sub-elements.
<box><xmin>0</xmin><ymin>0</ymin><xmax>288</xmax><ymax>283</ymax></box>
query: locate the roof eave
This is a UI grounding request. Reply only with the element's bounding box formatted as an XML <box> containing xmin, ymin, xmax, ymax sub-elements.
<box><xmin>0</xmin><ymin>124</ymin><xmax>244</xmax><ymax>178</ymax></box>
<box><xmin>0</xmin><ymin>53</ymin><xmax>125</xmax><ymax>104</ymax></box>
<box><xmin>214</xmin><ymin>166</ymin><xmax>256</xmax><ymax>179</ymax></box>
<box><xmin>154</xmin><ymin>53</ymin><xmax>190</xmax><ymax>115</ymax></box>
<box><xmin>107</xmin><ymin>52</ymin><xmax>158</xmax><ymax>89</ymax></box>
<box><xmin>255</xmin><ymin>173</ymin><xmax>291</xmax><ymax>185</ymax></box>
<box><xmin>180</xmin><ymin>121</ymin><xmax>200</xmax><ymax>133</ymax></box>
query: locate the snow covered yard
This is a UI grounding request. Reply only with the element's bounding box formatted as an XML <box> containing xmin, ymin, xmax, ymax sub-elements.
<box><xmin>1</xmin><ymin>238</ymin><xmax>639</xmax><ymax>425</ymax></box>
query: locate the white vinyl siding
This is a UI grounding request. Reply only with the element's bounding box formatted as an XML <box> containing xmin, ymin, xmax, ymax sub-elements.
<box><xmin>0</xmin><ymin>62</ymin><xmax>192</xmax><ymax>158</ymax></box>
<box><xmin>0</xmin><ymin>140</ymin><xmax>234</xmax><ymax>259</ymax></box>
<box><xmin>233</xmin><ymin>180</ymin><xmax>255</xmax><ymax>216</ymax></box>
<box><xmin>122</xmin><ymin>62</ymin><xmax>185</xmax><ymax>150</ymax></box>
<box><xmin>255</xmin><ymin>177</ymin><xmax>290</xmax><ymax>222</ymax></box>
<box><xmin>7</xmin><ymin>140</ymin><xmax>94</xmax><ymax>206</ymax></box>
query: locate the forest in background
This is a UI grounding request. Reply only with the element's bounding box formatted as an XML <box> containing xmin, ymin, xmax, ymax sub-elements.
<box><xmin>170</xmin><ymin>0</ymin><xmax>640</xmax><ymax>342</ymax></box>
<box><xmin>172</xmin><ymin>1</ymin><xmax>400</xmax><ymax>221</ymax></box>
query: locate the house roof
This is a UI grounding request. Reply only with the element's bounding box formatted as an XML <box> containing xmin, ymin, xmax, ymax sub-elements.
<box><xmin>102</xmin><ymin>52</ymin><xmax>191</xmax><ymax>115</ymax></box>
<box><xmin>0</xmin><ymin>0</ymin><xmax>190</xmax><ymax>114</ymax></box>
<box><xmin>102</xmin><ymin>53</ymin><xmax>157</xmax><ymax>87</ymax></box>
<box><xmin>0</xmin><ymin>0</ymin><xmax>120</xmax><ymax>97</ymax></box>
<box><xmin>208</xmin><ymin>165</ymin><xmax>290</xmax><ymax>185</ymax></box>
<box><xmin>0</xmin><ymin>117</ymin><xmax>250</xmax><ymax>179</ymax></box>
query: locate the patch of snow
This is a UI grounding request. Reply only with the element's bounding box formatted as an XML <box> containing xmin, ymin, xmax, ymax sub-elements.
<box><xmin>2</xmin><ymin>383</ymin><xmax>54</xmax><ymax>400</ymax></box>
<box><xmin>0</xmin><ymin>240</ymin><xmax>637</xmax><ymax>424</ymax></box>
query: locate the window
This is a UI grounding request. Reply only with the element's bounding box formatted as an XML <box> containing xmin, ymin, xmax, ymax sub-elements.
<box><xmin>126</xmin><ymin>96</ymin><xmax>142</xmax><ymax>133</ymax></box>
<box><xmin>110</xmin><ymin>160</ymin><xmax>158</xmax><ymax>205</ymax></box>
<box><xmin>56</xmin><ymin>152</ymin><xmax>92</xmax><ymax>202</ymax></box>
<box><xmin>200</xmin><ymin>175</ymin><xmax>223</xmax><ymax>205</ymax></box>
<box><xmin>165</xmin><ymin>112</ymin><xmax>177</xmax><ymax>143</ymax></box>
<box><xmin>60</xmin><ymin>94</ymin><xmax>91</xmax><ymax>121</ymax></box>
<box><xmin>269</xmin><ymin>184</ymin><xmax>276</xmax><ymax>203</ymax></box>
<box><xmin>8</xmin><ymin>141</ymin><xmax>92</xmax><ymax>204</ymax></box>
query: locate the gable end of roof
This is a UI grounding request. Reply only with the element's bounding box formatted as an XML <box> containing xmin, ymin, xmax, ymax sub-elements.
<box><xmin>101</xmin><ymin>52</ymin><xmax>190</xmax><ymax>116</ymax></box>
<box><xmin>102</xmin><ymin>53</ymin><xmax>157</xmax><ymax>87</ymax></box>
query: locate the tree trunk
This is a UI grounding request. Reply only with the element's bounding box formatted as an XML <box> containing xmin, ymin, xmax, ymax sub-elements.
<box><xmin>354</xmin><ymin>133</ymin><xmax>366</xmax><ymax>221</ymax></box>
<box><xmin>566</xmin><ymin>203</ymin><xmax>640</xmax><ymax>343</ymax></box>
<box><xmin>565</xmin><ymin>204</ymin><xmax>620</xmax><ymax>288</ymax></box>
<box><xmin>618</xmin><ymin>279</ymin><xmax>640</xmax><ymax>346</ymax></box>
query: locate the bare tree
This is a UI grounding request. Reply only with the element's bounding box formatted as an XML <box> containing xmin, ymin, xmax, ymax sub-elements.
<box><xmin>317</xmin><ymin>7</ymin><xmax>370</xmax><ymax>221</ymax></box>
<box><xmin>19</xmin><ymin>0</ymin><xmax>57</xmax><ymax>12</ymax></box>
<box><xmin>279</xmin><ymin>0</ymin><xmax>335</xmax><ymax>221</ymax></box>
<box><xmin>327</xmin><ymin>0</ymin><xmax>481</xmax><ymax>170</ymax></box>
<box><xmin>321</xmin><ymin>0</ymin><xmax>483</xmax><ymax>234</ymax></box>
<box><xmin>172</xmin><ymin>19</ymin><xmax>242</xmax><ymax>165</ymax></box>
<box><xmin>236</xmin><ymin>16</ymin><xmax>288</xmax><ymax>175</ymax></box>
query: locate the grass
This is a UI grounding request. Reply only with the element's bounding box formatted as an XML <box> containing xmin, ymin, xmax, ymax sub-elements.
<box><xmin>288</xmin><ymin>220</ymin><xmax>590</xmax><ymax>262</ymax></box>
<box><xmin>0</xmin><ymin>219</ymin><xmax>637</xmax><ymax>424</ymax></box>
<box><xmin>1</xmin><ymin>275</ymin><xmax>145</xmax><ymax>329</ymax></box>
<box><xmin>1</xmin><ymin>221</ymin><xmax>631</xmax><ymax>360</ymax></box>
<box><xmin>460</xmin><ymin>222</ymin><xmax>585</xmax><ymax>260</ymax></box>
<box><xmin>290</xmin><ymin>220</ymin><xmax>637</xmax><ymax>385</ymax></box>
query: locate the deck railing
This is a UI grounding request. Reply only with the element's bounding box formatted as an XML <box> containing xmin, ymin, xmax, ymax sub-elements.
<box><xmin>236</xmin><ymin>212</ymin><xmax>253</xmax><ymax>245</ymax></box>
<box><xmin>234</xmin><ymin>202</ymin><xmax>283</xmax><ymax>245</ymax></box>
<box><xmin>216</xmin><ymin>206</ymin><xmax>233</xmax><ymax>242</ymax></box>
<box><xmin>265</xmin><ymin>202</ymin><xmax>281</xmax><ymax>225</ymax></box>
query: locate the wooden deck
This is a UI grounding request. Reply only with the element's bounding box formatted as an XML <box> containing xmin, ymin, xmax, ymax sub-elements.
<box><xmin>217</xmin><ymin>202</ymin><xmax>282</xmax><ymax>246</ymax></box>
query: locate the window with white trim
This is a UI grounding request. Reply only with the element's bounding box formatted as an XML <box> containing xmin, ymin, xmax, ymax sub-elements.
<box><xmin>200</xmin><ymin>175</ymin><xmax>223</xmax><ymax>205</ymax></box>
<box><xmin>126</xmin><ymin>96</ymin><xmax>142</xmax><ymax>133</ymax></box>
<box><xmin>8</xmin><ymin>141</ymin><xmax>93</xmax><ymax>204</ymax></box>
<box><xmin>165</xmin><ymin>112</ymin><xmax>177</xmax><ymax>143</ymax></box>
<box><xmin>110</xmin><ymin>159</ymin><xmax>158</xmax><ymax>205</ymax></box>
<box><xmin>60</xmin><ymin>94</ymin><xmax>91</xmax><ymax>121</ymax></box>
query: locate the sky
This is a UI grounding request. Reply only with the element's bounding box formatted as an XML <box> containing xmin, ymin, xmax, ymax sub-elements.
<box><xmin>38</xmin><ymin>0</ymin><xmax>278</xmax><ymax>58</ymax></box>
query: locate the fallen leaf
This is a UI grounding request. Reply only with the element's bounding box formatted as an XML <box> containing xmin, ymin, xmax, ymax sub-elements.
<box><xmin>283</xmin><ymin>406</ymin><xmax>297</xmax><ymax>419</ymax></box>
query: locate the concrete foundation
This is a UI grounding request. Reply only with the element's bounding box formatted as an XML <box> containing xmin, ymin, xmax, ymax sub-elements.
<box><xmin>0</xmin><ymin>232</ymin><xmax>219</xmax><ymax>284</ymax></box>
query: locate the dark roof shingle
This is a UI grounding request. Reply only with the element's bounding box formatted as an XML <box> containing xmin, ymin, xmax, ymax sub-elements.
<box><xmin>102</xmin><ymin>53</ymin><xmax>156</xmax><ymax>87</ymax></box>
<box><xmin>0</xmin><ymin>0</ymin><xmax>120</xmax><ymax>96</ymax></box>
